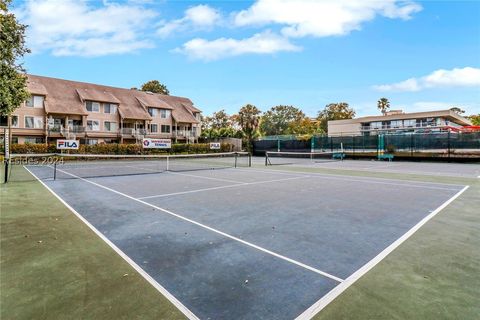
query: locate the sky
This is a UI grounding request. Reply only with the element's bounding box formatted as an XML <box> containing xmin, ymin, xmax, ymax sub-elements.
<box><xmin>11</xmin><ymin>0</ymin><xmax>480</xmax><ymax>117</ymax></box>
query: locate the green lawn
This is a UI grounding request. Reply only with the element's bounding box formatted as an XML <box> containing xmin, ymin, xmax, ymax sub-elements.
<box><xmin>259</xmin><ymin>165</ymin><xmax>480</xmax><ymax>320</ymax></box>
<box><xmin>0</xmin><ymin>166</ymin><xmax>186</xmax><ymax>320</ymax></box>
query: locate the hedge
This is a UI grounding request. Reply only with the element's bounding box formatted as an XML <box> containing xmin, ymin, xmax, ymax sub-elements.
<box><xmin>6</xmin><ymin>143</ymin><xmax>234</xmax><ymax>155</ymax></box>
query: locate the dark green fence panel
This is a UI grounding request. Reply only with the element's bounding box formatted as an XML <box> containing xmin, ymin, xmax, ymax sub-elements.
<box><xmin>254</xmin><ymin>132</ymin><xmax>480</xmax><ymax>159</ymax></box>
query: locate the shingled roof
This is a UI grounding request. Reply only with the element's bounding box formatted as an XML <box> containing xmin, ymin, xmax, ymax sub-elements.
<box><xmin>157</xmin><ymin>95</ymin><xmax>199</xmax><ymax>123</ymax></box>
<box><xmin>26</xmin><ymin>74</ymin><xmax>202</xmax><ymax>121</ymax></box>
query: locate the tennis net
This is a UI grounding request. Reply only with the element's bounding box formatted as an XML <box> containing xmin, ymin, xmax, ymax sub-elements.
<box><xmin>265</xmin><ymin>151</ymin><xmax>345</xmax><ymax>166</ymax></box>
<box><xmin>4</xmin><ymin>152</ymin><xmax>251</xmax><ymax>182</ymax></box>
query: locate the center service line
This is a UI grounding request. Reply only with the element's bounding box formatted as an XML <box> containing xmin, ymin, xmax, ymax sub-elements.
<box><xmin>54</xmin><ymin>167</ymin><xmax>344</xmax><ymax>283</ymax></box>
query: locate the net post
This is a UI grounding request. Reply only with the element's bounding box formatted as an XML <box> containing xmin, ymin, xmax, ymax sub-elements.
<box><xmin>53</xmin><ymin>162</ymin><xmax>57</xmax><ymax>180</ymax></box>
<box><xmin>4</xmin><ymin>159</ymin><xmax>9</xmax><ymax>183</ymax></box>
<box><xmin>166</xmin><ymin>155</ymin><xmax>170</xmax><ymax>171</ymax></box>
<box><xmin>265</xmin><ymin>152</ymin><xmax>268</xmax><ymax>166</ymax></box>
<box><xmin>234</xmin><ymin>153</ymin><xmax>238</xmax><ymax>168</ymax></box>
<box><xmin>249</xmin><ymin>153</ymin><xmax>252</xmax><ymax>167</ymax></box>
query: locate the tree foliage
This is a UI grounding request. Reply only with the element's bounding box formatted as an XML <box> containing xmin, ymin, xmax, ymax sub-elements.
<box><xmin>287</xmin><ymin>118</ymin><xmax>322</xmax><ymax>135</ymax></box>
<box><xmin>0</xmin><ymin>0</ymin><xmax>30</xmax><ymax>116</ymax></box>
<box><xmin>468</xmin><ymin>114</ymin><xmax>480</xmax><ymax>126</ymax></box>
<box><xmin>140</xmin><ymin>80</ymin><xmax>170</xmax><ymax>95</ymax></box>
<box><xmin>316</xmin><ymin>102</ymin><xmax>356</xmax><ymax>132</ymax></box>
<box><xmin>377</xmin><ymin>97</ymin><xmax>390</xmax><ymax>115</ymax></box>
<box><xmin>260</xmin><ymin>105</ymin><xmax>305</xmax><ymax>136</ymax></box>
<box><xmin>450</xmin><ymin>107</ymin><xmax>465</xmax><ymax>114</ymax></box>
<box><xmin>236</xmin><ymin>104</ymin><xmax>262</xmax><ymax>151</ymax></box>
<box><xmin>201</xmin><ymin>109</ymin><xmax>241</xmax><ymax>138</ymax></box>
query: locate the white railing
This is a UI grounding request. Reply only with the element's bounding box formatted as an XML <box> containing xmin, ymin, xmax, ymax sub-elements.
<box><xmin>362</xmin><ymin>123</ymin><xmax>440</xmax><ymax>131</ymax></box>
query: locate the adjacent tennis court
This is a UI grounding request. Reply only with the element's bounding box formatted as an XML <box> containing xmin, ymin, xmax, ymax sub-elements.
<box><xmin>10</xmin><ymin>152</ymin><xmax>469</xmax><ymax>320</ymax></box>
<box><xmin>262</xmin><ymin>151</ymin><xmax>480</xmax><ymax>178</ymax></box>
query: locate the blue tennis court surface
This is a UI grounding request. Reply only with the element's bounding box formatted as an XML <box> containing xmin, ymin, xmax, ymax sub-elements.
<box><xmin>27</xmin><ymin>165</ymin><xmax>466</xmax><ymax>319</ymax></box>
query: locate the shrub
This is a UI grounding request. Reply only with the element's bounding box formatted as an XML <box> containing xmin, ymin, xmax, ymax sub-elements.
<box><xmin>385</xmin><ymin>144</ymin><xmax>396</xmax><ymax>154</ymax></box>
<box><xmin>9</xmin><ymin>142</ymin><xmax>234</xmax><ymax>155</ymax></box>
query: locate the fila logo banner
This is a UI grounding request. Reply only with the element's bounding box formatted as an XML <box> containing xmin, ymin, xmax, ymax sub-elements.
<box><xmin>57</xmin><ymin>139</ymin><xmax>80</xmax><ymax>150</ymax></box>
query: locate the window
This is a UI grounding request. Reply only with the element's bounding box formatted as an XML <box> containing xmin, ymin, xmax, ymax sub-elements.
<box><xmin>104</xmin><ymin>121</ymin><xmax>117</xmax><ymax>132</ymax></box>
<box><xmin>25</xmin><ymin>116</ymin><xmax>44</xmax><ymax>129</ymax></box>
<box><xmin>160</xmin><ymin>109</ymin><xmax>171</xmax><ymax>119</ymax></box>
<box><xmin>86</xmin><ymin>101</ymin><xmax>100</xmax><ymax>112</ymax></box>
<box><xmin>391</xmin><ymin>120</ymin><xmax>402</xmax><ymax>128</ymax></box>
<box><xmin>26</xmin><ymin>96</ymin><xmax>44</xmax><ymax>108</ymax></box>
<box><xmin>0</xmin><ymin>116</ymin><xmax>8</xmax><ymax>126</ymax></box>
<box><xmin>161</xmin><ymin>125</ymin><xmax>170</xmax><ymax>133</ymax></box>
<box><xmin>404</xmin><ymin>119</ymin><xmax>416</xmax><ymax>127</ymax></box>
<box><xmin>11</xmin><ymin>116</ymin><xmax>19</xmax><ymax>127</ymax></box>
<box><xmin>150</xmin><ymin>124</ymin><xmax>158</xmax><ymax>133</ymax></box>
<box><xmin>370</xmin><ymin>121</ymin><xmax>382</xmax><ymax>129</ymax></box>
<box><xmin>104</xmin><ymin>104</ymin><xmax>117</xmax><ymax>114</ymax></box>
<box><xmin>24</xmin><ymin>137</ymin><xmax>44</xmax><ymax>144</ymax></box>
<box><xmin>12</xmin><ymin>136</ymin><xmax>18</xmax><ymax>144</ymax></box>
<box><xmin>148</xmin><ymin>107</ymin><xmax>158</xmax><ymax>117</ymax></box>
<box><xmin>86</xmin><ymin>139</ymin><xmax>98</xmax><ymax>145</ymax></box>
<box><xmin>87</xmin><ymin>120</ymin><xmax>100</xmax><ymax>131</ymax></box>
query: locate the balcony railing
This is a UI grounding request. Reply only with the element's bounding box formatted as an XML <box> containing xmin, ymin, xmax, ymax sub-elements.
<box><xmin>175</xmin><ymin>130</ymin><xmax>197</xmax><ymax>137</ymax></box>
<box><xmin>69</xmin><ymin>125</ymin><xmax>85</xmax><ymax>133</ymax></box>
<box><xmin>362</xmin><ymin>123</ymin><xmax>440</xmax><ymax>131</ymax></box>
<box><xmin>42</xmin><ymin>126</ymin><xmax>198</xmax><ymax>139</ymax></box>
<box><xmin>120</xmin><ymin>128</ymin><xmax>146</xmax><ymax>136</ymax></box>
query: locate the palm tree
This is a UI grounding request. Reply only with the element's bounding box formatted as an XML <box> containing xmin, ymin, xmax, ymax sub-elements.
<box><xmin>377</xmin><ymin>98</ymin><xmax>390</xmax><ymax>115</ymax></box>
<box><xmin>236</xmin><ymin>104</ymin><xmax>261</xmax><ymax>152</ymax></box>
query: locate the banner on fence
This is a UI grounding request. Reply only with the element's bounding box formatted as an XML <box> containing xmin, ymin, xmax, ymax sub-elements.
<box><xmin>209</xmin><ymin>142</ymin><xmax>221</xmax><ymax>150</ymax></box>
<box><xmin>143</xmin><ymin>138</ymin><xmax>171</xmax><ymax>149</ymax></box>
<box><xmin>57</xmin><ymin>139</ymin><xmax>80</xmax><ymax>150</ymax></box>
<box><xmin>4</xmin><ymin>129</ymin><xmax>10</xmax><ymax>158</ymax></box>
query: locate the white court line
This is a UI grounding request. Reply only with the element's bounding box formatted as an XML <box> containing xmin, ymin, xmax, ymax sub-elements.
<box><xmin>168</xmin><ymin>171</ymin><xmax>245</xmax><ymax>184</ymax></box>
<box><xmin>236</xmin><ymin>167</ymin><xmax>464</xmax><ymax>191</ymax></box>
<box><xmin>23</xmin><ymin>166</ymin><xmax>199</xmax><ymax>320</ymax></box>
<box><xmin>54</xmin><ymin>167</ymin><xmax>344</xmax><ymax>283</ymax></box>
<box><xmin>259</xmin><ymin>159</ymin><xmax>479</xmax><ymax>179</ymax></box>
<box><xmin>138</xmin><ymin>176</ymin><xmax>308</xmax><ymax>200</ymax></box>
<box><xmin>295</xmin><ymin>184</ymin><xmax>470</xmax><ymax>320</ymax></box>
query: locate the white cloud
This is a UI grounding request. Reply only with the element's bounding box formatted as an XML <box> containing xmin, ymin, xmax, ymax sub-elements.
<box><xmin>158</xmin><ymin>4</ymin><xmax>221</xmax><ymax>38</ymax></box>
<box><xmin>15</xmin><ymin>0</ymin><xmax>157</xmax><ymax>57</ymax></box>
<box><xmin>173</xmin><ymin>30</ymin><xmax>301</xmax><ymax>61</ymax></box>
<box><xmin>400</xmin><ymin>101</ymin><xmax>480</xmax><ymax>115</ymax></box>
<box><xmin>373</xmin><ymin>67</ymin><xmax>480</xmax><ymax>92</ymax></box>
<box><xmin>234</xmin><ymin>0</ymin><xmax>422</xmax><ymax>38</ymax></box>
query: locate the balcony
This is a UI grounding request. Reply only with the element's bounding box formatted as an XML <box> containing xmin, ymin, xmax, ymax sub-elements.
<box><xmin>175</xmin><ymin>130</ymin><xmax>197</xmax><ymax>138</ymax></box>
<box><xmin>362</xmin><ymin>122</ymin><xmax>439</xmax><ymax>131</ymax></box>
<box><xmin>120</xmin><ymin>128</ymin><xmax>146</xmax><ymax>136</ymax></box>
<box><xmin>70</xmin><ymin>125</ymin><xmax>85</xmax><ymax>133</ymax></box>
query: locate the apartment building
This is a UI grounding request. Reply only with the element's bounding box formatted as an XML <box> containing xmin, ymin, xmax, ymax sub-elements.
<box><xmin>0</xmin><ymin>74</ymin><xmax>201</xmax><ymax>144</ymax></box>
<box><xmin>327</xmin><ymin>109</ymin><xmax>473</xmax><ymax>136</ymax></box>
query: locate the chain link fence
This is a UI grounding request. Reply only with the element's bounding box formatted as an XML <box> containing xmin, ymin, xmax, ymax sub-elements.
<box><xmin>253</xmin><ymin>132</ymin><xmax>480</xmax><ymax>160</ymax></box>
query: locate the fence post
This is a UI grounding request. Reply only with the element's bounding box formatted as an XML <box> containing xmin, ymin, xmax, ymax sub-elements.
<box><xmin>277</xmin><ymin>139</ymin><xmax>280</xmax><ymax>152</ymax></box>
<box><xmin>410</xmin><ymin>134</ymin><xmax>414</xmax><ymax>158</ymax></box>
<box><xmin>352</xmin><ymin>136</ymin><xmax>355</xmax><ymax>158</ymax></box>
<box><xmin>447</xmin><ymin>130</ymin><xmax>451</xmax><ymax>162</ymax></box>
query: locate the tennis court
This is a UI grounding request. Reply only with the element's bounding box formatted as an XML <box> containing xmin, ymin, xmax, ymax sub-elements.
<box><xmin>13</xmin><ymin>152</ymin><xmax>469</xmax><ymax>320</ymax></box>
<box><xmin>261</xmin><ymin>151</ymin><xmax>480</xmax><ymax>178</ymax></box>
